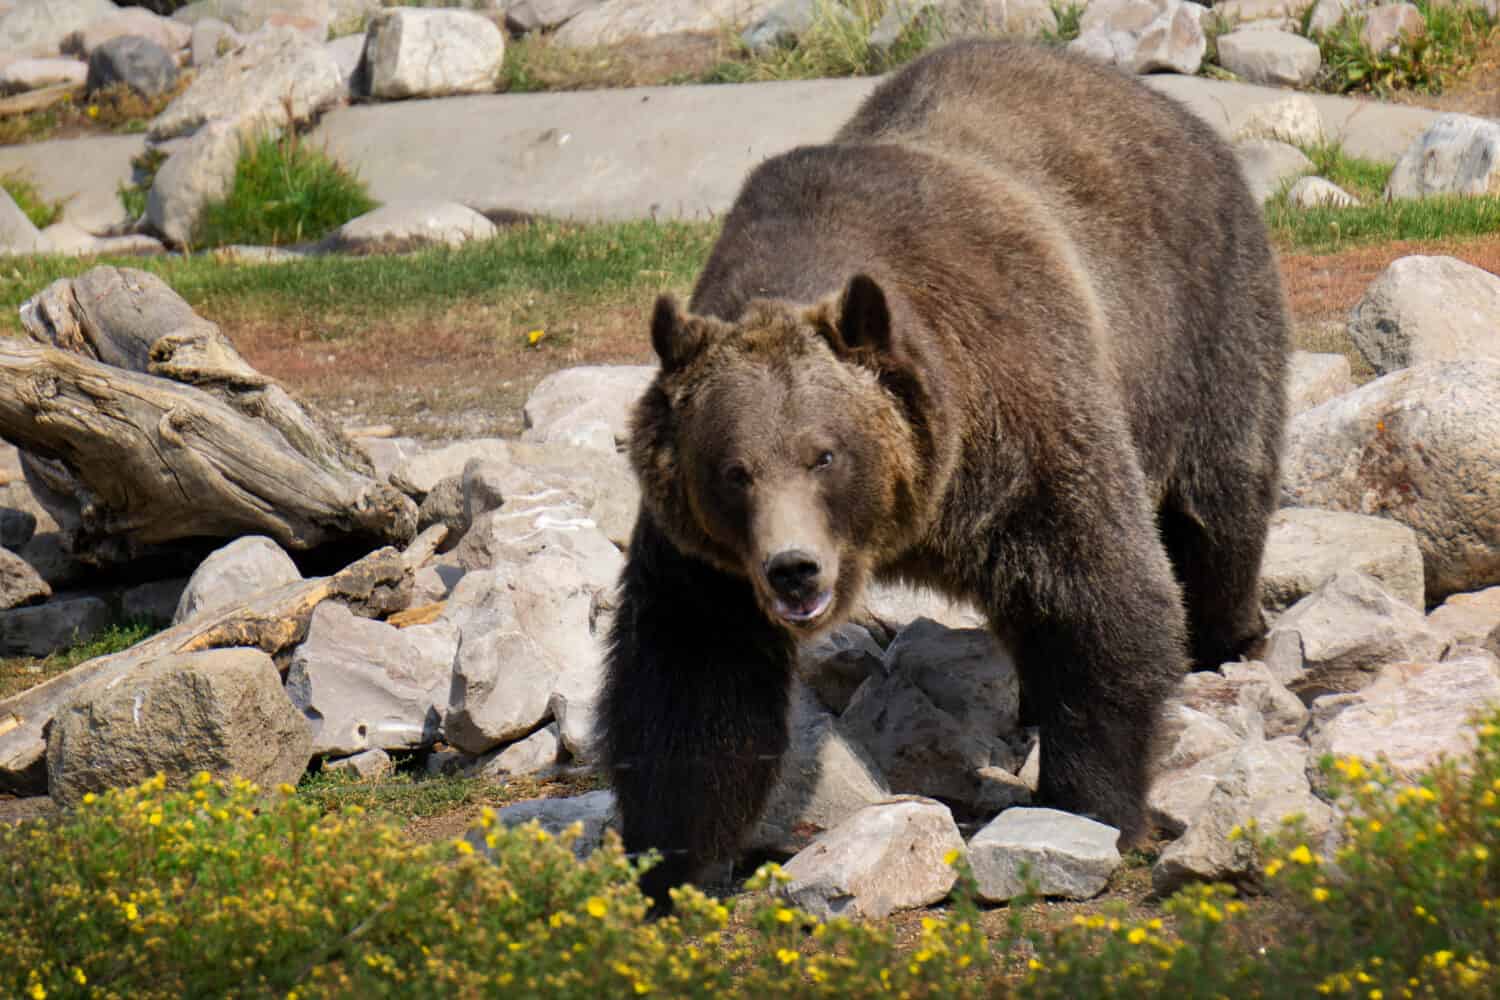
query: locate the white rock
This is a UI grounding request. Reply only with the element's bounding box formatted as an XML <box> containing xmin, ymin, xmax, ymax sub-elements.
<box><xmin>554</xmin><ymin>0</ymin><xmax>778</xmax><ymax>47</ymax></box>
<box><xmin>750</xmin><ymin>681</ymin><xmax>890</xmax><ymax>854</ymax></box>
<box><xmin>444</xmin><ymin>580</ymin><xmax>558</xmax><ymax>754</ymax></box>
<box><xmin>471</xmin><ymin>723</ymin><xmax>562</xmax><ymax>778</ymax></box>
<box><xmin>1232</xmin><ymin>94</ymin><xmax>1323</xmax><ymax>147</ymax></box>
<box><xmin>149</xmin><ymin>26</ymin><xmax>344</xmax><ymax>142</ymax></box>
<box><xmin>1288</xmin><ymin>175</ymin><xmax>1359</xmax><ymax>209</ymax></box>
<box><xmin>390</xmin><ymin>438</ymin><xmax>510</xmax><ymax>498</ymax></box>
<box><xmin>1154</xmin><ymin>702</ymin><xmax>1243</xmax><ymax>774</ymax></box>
<box><xmin>323</xmin><ymin>200</ymin><xmax>496</xmax><ymax>254</ymax></box>
<box><xmin>1281</xmin><ymin>361</ymin><xmax>1500</xmax><ymax>602</ymax></box>
<box><xmin>145</xmin><ymin>118</ymin><xmax>242</xmax><ymax>248</ymax></box>
<box><xmin>0</xmin><ymin>56</ymin><xmax>87</xmax><ymax>91</ymax></box>
<box><xmin>364</xmin><ymin>8</ymin><xmax>504</xmax><ymax>100</ymax></box>
<box><xmin>842</xmin><ymin>618</ymin><xmax>1023</xmax><ymax>810</ymax></box>
<box><xmin>493</xmin><ymin>789</ymin><xmax>616</xmax><ymax>858</ymax></box>
<box><xmin>46</xmin><ymin>648</ymin><xmax>313</xmax><ymax>806</ymax></box>
<box><xmin>190</xmin><ymin>16</ymin><xmax>240</xmax><ymax>66</ymax></box>
<box><xmin>1287</xmin><ymin>351</ymin><xmax>1354</xmax><ymax>414</ymax></box>
<box><xmin>1216</xmin><ymin>0</ymin><xmax>1316</xmax><ymax>22</ymax></box>
<box><xmin>853</xmin><ymin>581</ymin><xmax>984</xmax><ymax>637</ymax></box>
<box><xmin>507</xmin><ymin>0</ymin><xmax>603</xmax><ymax>35</ymax></box>
<box><xmin>1266</xmin><ymin>570</ymin><xmax>1448</xmax><ymax>701</ymax></box>
<box><xmin>1259</xmin><ymin>507</ymin><xmax>1425</xmax><ymax>614</ymax></box>
<box><xmin>1426</xmin><ymin>586</ymin><xmax>1500</xmax><ymax>650</ymax></box>
<box><xmin>173</xmin><ymin>535</ymin><xmax>302</xmax><ymax>625</ymax></box>
<box><xmin>65</xmin><ymin>6</ymin><xmax>192</xmax><ymax>57</ymax></box>
<box><xmin>1235</xmin><ymin>138</ymin><xmax>1315</xmax><ymax>203</ymax></box>
<box><xmin>1347</xmin><ymin>255</ymin><xmax>1500</xmax><ymax>375</ymax></box>
<box><xmin>1386</xmin><ymin>113</ymin><xmax>1500</xmax><ymax>200</ymax></box>
<box><xmin>1178</xmin><ymin>661</ymin><xmax>1309</xmax><ymax>740</ymax></box>
<box><xmin>324</xmin><ymin>747</ymin><xmax>394</xmax><ymax>780</ymax></box>
<box><xmin>1216</xmin><ymin>28</ymin><xmax>1322</xmax><ymax>87</ymax></box>
<box><xmin>777</xmin><ymin>796</ymin><xmax>965</xmax><ymax>920</ymax></box>
<box><xmin>323</xmin><ymin>32</ymin><xmax>364</xmax><ymax>95</ymax></box>
<box><xmin>1360</xmin><ymin>2</ymin><xmax>1424</xmax><ymax>54</ymax></box>
<box><xmin>1070</xmin><ymin>0</ymin><xmax>1207</xmax><ymax>75</ymax></box>
<box><xmin>968</xmin><ymin>807</ymin><xmax>1121</xmax><ymax>902</ymax></box>
<box><xmin>285</xmin><ymin>602</ymin><xmax>451</xmax><ymax>756</ymax></box>
<box><xmin>521</xmin><ymin>365</ymin><xmax>655</xmax><ymax>451</ymax></box>
<box><xmin>1308</xmin><ymin>652</ymin><xmax>1500</xmax><ymax>778</ymax></box>
<box><xmin>1152</xmin><ymin>737</ymin><xmax>1332</xmax><ymax>894</ymax></box>
<box><xmin>0</xmin><ymin>0</ymin><xmax>117</xmax><ymax>57</ymax></box>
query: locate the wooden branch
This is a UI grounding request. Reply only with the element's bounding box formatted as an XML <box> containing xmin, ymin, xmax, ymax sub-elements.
<box><xmin>6</xmin><ymin>267</ymin><xmax>416</xmax><ymax>563</ymax></box>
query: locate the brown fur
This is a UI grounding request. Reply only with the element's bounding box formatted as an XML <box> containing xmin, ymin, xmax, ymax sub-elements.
<box><xmin>600</xmin><ymin>39</ymin><xmax>1289</xmax><ymax>911</ymax></box>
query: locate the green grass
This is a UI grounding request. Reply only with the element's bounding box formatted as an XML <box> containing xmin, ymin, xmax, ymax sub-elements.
<box><xmin>191</xmin><ymin>132</ymin><xmax>378</xmax><ymax>249</ymax></box>
<box><xmin>296</xmin><ymin>766</ymin><xmax>605</xmax><ymax>823</ymax></box>
<box><xmin>0</xmin><ymin>172</ymin><xmax>63</xmax><ymax>229</ymax></box>
<box><xmin>1039</xmin><ymin>1</ymin><xmax>1085</xmax><ymax>46</ymax></box>
<box><xmin>1310</xmin><ymin>0</ymin><xmax>1495</xmax><ymax>95</ymax></box>
<box><xmin>0</xmin><ymin>621</ymin><xmax>158</xmax><ymax>701</ymax></box>
<box><xmin>117</xmin><ymin>146</ymin><xmax>167</xmax><ymax>222</ymax></box>
<box><xmin>0</xmin><ymin>219</ymin><xmax>720</xmax><ymax>334</ymax></box>
<box><xmin>704</xmin><ymin>0</ymin><xmax>942</xmax><ymax>83</ymax></box>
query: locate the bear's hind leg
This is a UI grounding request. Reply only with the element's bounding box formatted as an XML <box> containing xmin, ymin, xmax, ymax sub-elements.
<box><xmin>599</xmin><ymin>512</ymin><xmax>797</xmax><ymax>913</ymax></box>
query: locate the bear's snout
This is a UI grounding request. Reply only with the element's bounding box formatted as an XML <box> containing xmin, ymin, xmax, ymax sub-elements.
<box><xmin>762</xmin><ymin>548</ymin><xmax>834</xmax><ymax>626</ymax></box>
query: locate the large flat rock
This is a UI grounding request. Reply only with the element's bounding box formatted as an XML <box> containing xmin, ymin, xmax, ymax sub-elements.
<box><xmin>0</xmin><ymin>134</ymin><xmax>144</xmax><ymax>235</ymax></box>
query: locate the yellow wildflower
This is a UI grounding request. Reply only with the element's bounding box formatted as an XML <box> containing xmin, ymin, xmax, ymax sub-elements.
<box><xmin>527</xmin><ymin>329</ymin><xmax>546</xmax><ymax>346</ymax></box>
<box><xmin>1313</xmin><ymin>887</ymin><xmax>1330</xmax><ymax>902</ymax></box>
<box><xmin>776</xmin><ymin>948</ymin><xmax>799</xmax><ymax>966</ymax></box>
<box><xmin>453</xmin><ymin>839</ymin><xmax>474</xmax><ymax>855</ymax></box>
<box><xmin>1475</xmin><ymin>846</ymin><xmax>1490</xmax><ymax>862</ymax></box>
<box><xmin>1433</xmin><ymin>951</ymin><xmax>1454</xmax><ymax>969</ymax></box>
<box><xmin>586</xmin><ymin>896</ymin><xmax>608</xmax><ymax>918</ymax></box>
<box><xmin>774</xmin><ymin>907</ymin><xmax>796</xmax><ymax>924</ymax></box>
<box><xmin>123</xmin><ymin>902</ymin><xmax>139</xmax><ymax>922</ymax></box>
<box><xmin>82</xmin><ymin>792</ymin><xmax>96</xmax><ymax>805</ymax></box>
<box><xmin>1264</xmin><ymin>859</ymin><xmax>1285</xmax><ymax>878</ymax></box>
<box><xmin>943</xmin><ymin>847</ymin><xmax>962</xmax><ymax>866</ymax></box>
<box><xmin>72</xmin><ymin>970</ymin><xmax>86</xmax><ymax>986</ymax></box>
<box><xmin>1128</xmin><ymin>927</ymin><xmax>1148</xmax><ymax>944</ymax></box>
<box><xmin>1288</xmin><ymin>844</ymin><xmax>1315</xmax><ymax>865</ymax></box>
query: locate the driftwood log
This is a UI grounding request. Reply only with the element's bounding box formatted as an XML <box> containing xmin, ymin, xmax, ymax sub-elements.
<box><xmin>4</xmin><ymin>267</ymin><xmax>416</xmax><ymax>564</ymax></box>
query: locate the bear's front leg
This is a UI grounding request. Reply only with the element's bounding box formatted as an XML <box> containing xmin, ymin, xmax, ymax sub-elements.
<box><xmin>599</xmin><ymin>511</ymin><xmax>797</xmax><ymax>913</ymax></box>
<box><xmin>989</xmin><ymin>499</ymin><xmax>1189</xmax><ymax>846</ymax></box>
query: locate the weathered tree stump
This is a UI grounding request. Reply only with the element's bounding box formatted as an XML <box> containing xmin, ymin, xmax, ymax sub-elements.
<box><xmin>3</xmin><ymin>267</ymin><xmax>416</xmax><ymax>564</ymax></box>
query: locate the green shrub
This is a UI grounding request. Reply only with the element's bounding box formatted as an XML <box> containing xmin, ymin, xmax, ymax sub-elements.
<box><xmin>706</xmin><ymin>0</ymin><xmax>942</xmax><ymax>83</ymax></box>
<box><xmin>1311</xmin><ymin>0</ymin><xmax>1494</xmax><ymax>94</ymax></box>
<box><xmin>1040</xmin><ymin>2</ymin><xmax>1086</xmax><ymax>46</ymax></box>
<box><xmin>1</xmin><ymin>172</ymin><xmax>63</xmax><ymax>229</ymax></box>
<box><xmin>192</xmin><ymin>132</ymin><xmax>377</xmax><ymax>249</ymax></box>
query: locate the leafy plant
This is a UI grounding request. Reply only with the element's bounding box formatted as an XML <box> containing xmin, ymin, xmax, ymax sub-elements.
<box><xmin>1311</xmin><ymin>0</ymin><xmax>1495</xmax><ymax>95</ymax></box>
<box><xmin>117</xmin><ymin>145</ymin><xmax>168</xmax><ymax>221</ymax></box>
<box><xmin>1040</xmin><ymin>2</ymin><xmax>1086</xmax><ymax>47</ymax></box>
<box><xmin>192</xmin><ymin>131</ymin><xmax>377</xmax><ymax>249</ymax></box>
<box><xmin>1</xmin><ymin>171</ymin><xmax>63</xmax><ymax>229</ymax></box>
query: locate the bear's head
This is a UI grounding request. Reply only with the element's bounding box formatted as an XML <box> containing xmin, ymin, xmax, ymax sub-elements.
<box><xmin>629</xmin><ymin>274</ymin><xmax>931</xmax><ymax>636</ymax></box>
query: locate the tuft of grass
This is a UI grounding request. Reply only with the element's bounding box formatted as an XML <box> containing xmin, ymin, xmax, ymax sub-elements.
<box><xmin>1040</xmin><ymin>1</ymin><xmax>1085</xmax><ymax>46</ymax></box>
<box><xmin>1264</xmin><ymin>139</ymin><xmax>1500</xmax><ymax>251</ymax></box>
<box><xmin>0</xmin><ymin>171</ymin><xmax>63</xmax><ymax>229</ymax></box>
<box><xmin>191</xmin><ymin>132</ymin><xmax>378</xmax><ymax>249</ymax></box>
<box><xmin>117</xmin><ymin>145</ymin><xmax>168</xmax><ymax>221</ymax></box>
<box><xmin>705</xmin><ymin>0</ymin><xmax>942</xmax><ymax>83</ymax></box>
<box><xmin>0</xmin><ymin>218</ymin><xmax>719</xmax><ymax>333</ymax></box>
<box><xmin>0</xmin><ymin>80</ymin><xmax>188</xmax><ymax>146</ymax></box>
<box><xmin>0</xmin><ymin>620</ymin><xmax>158</xmax><ymax>701</ymax></box>
<box><xmin>1310</xmin><ymin>0</ymin><xmax>1495</xmax><ymax>95</ymax></box>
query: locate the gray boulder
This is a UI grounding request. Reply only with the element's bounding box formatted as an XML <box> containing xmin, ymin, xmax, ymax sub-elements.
<box><xmin>390</xmin><ymin>438</ymin><xmax>510</xmax><ymax>498</ymax></box>
<box><xmin>968</xmin><ymin>807</ymin><xmax>1121</xmax><ymax>902</ymax></box>
<box><xmin>1347</xmin><ymin>255</ymin><xmax>1500</xmax><ymax>375</ymax></box>
<box><xmin>1386</xmin><ymin>114</ymin><xmax>1500</xmax><ymax>200</ymax></box>
<box><xmin>1231</xmin><ymin>94</ymin><xmax>1323</xmax><ymax>147</ymax></box>
<box><xmin>777</xmin><ymin>796</ymin><xmax>965</xmax><ymax>920</ymax></box>
<box><xmin>0</xmin><ymin>0</ymin><xmax>117</xmax><ymax>57</ymax></box>
<box><xmin>493</xmin><ymin>789</ymin><xmax>616</xmax><ymax>859</ymax></box>
<box><xmin>1288</xmin><ymin>176</ymin><xmax>1359</xmax><ymax>209</ymax></box>
<box><xmin>1265</xmin><ymin>570</ymin><xmax>1448</xmax><ymax>702</ymax></box>
<box><xmin>0</xmin><ymin>187</ymin><xmax>50</xmax><ymax>256</ymax></box>
<box><xmin>145</xmin><ymin>118</ymin><xmax>243</xmax><ymax>247</ymax></box>
<box><xmin>507</xmin><ymin>0</ymin><xmax>604</xmax><ymax>35</ymax></box>
<box><xmin>364</xmin><ymin>8</ymin><xmax>505</xmax><ymax>100</ymax></box>
<box><xmin>174</xmin><ymin>535</ymin><xmax>302</xmax><ymax>625</ymax></box>
<box><xmin>749</xmin><ymin>681</ymin><xmax>890</xmax><ymax>854</ymax></box>
<box><xmin>0</xmin><ymin>595</ymin><xmax>112</xmax><ymax>658</ymax></box>
<box><xmin>0</xmin><ymin>57</ymin><xmax>88</xmax><ymax>91</ymax></box>
<box><xmin>0</xmin><ymin>546</ymin><xmax>49</xmax><ymax>611</ymax></box>
<box><xmin>321</xmin><ymin>200</ymin><xmax>497</xmax><ymax>255</ymax></box>
<box><xmin>554</xmin><ymin>0</ymin><xmax>779</xmax><ymax>47</ymax></box>
<box><xmin>521</xmin><ymin>365</ymin><xmax>654</xmax><ymax>451</ymax></box>
<box><xmin>284</xmin><ymin>601</ymin><xmax>450</xmax><ymax>756</ymax></box>
<box><xmin>1235</xmin><ymin>138</ymin><xmax>1315</xmax><ymax>203</ymax></box>
<box><xmin>1286</xmin><ymin>351</ymin><xmax>1353</xmax><ymax>414</ymax></box>
<box><xmin>1281</xmin><ymin>361</ymin><xmax>1500</xmax><ymax>602</ymax></box>
<box><xmin>149</xmin><ymin>26</ymin><xmax>344</xmax><ymax>142</ymax></box>
<box><xmin>471</xmin><ymin>723</ymin><xmax>561</xmax><ymax>779</ymax></box>
<box><xmin>1152</xmin><ymin>737</ymin><xmax>1332</xmax><ymax>895</ymax></box>
<box><xmin>46</xmin><ymin>648</ymin><xmax>313</xmax><ymax>806</ymax></box>
<box><xmin>324</xmin><ymin>747</ymin><xmax>394</xmax><ymax>780</ymax></box>
<box><xmin>797</xmin><ymin>623</ymin><xmax>885</xmax><ymax>714</ymax></box>
<box><xmin>1259</xmin><ymin>507</ymin><xmax>1425</xmax><ymax>614</ymax></box>
<box><xmin>1359</xmin><ymin>2</ymin><xmax>1424</xmax><ymax>54</ymax></box>
<box><xmin>64</xmin><ymin>7</ymin><xmax>192</xmax><ymax>57</ymax></box>
<box><xmin>86</xmin><ymin>35</ymin><xmax>179</xmax><ymax>98</ymax></box>
<box><xmin>1216</xmin><ymin>28</ymin><xmax>1321</xmax><ymax>86</ymax></box>
<box><xmin>1070</xmin><ymin>0</ymin><xmax>1207</xmax><ymax>75</ymax></box>
<box><xmin>1307</xmin><ymin>652</ymin><xmax>1500</xmax><ymax>781</ymax></box>
<box><xmin>1426</xmin><ymin>586</ymin><xmax>1500</xmax><ymax>650</ymax></box>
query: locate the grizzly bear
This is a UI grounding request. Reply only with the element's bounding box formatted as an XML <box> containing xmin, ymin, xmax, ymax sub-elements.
<box><xmin>600</xmin><ymin>39</ymin><xmax>1289</xmax><ymax>910</ymax></box>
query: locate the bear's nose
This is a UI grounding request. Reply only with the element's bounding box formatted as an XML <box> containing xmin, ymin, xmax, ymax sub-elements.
<box><xmin>765</xmin><ymin>549</ymin><xmax>821</xmax><ymax>600</ymax></box>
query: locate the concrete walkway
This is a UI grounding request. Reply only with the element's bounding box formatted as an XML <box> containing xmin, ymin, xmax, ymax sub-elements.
<box><xmin>0</xmin><ymin>73</ymin><xmax>1453</xmax><ymax>233</ymax></box>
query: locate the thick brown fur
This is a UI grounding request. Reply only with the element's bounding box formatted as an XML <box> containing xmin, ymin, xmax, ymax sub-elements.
<box><xmin>600</xmin><ymin>39</ymin><xmax>1289</xmax><ymax>912</ymax></box>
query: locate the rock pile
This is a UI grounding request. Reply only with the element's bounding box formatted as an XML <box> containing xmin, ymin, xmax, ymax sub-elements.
<box><xmin>3</xmin><ymin>250</ymin><xmax>1500</xmax><ymax>915</ymax></box>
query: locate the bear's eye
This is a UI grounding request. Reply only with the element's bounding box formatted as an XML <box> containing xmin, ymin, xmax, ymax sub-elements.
<box><xmin>811</xmin><ymin>450</ymin><xmax>835</xmax><ymax>471</ymax></box>
<box><xmin>724</xmin><ymin>463</ymin><xmax>753</xmax><ymax>489</ymax></box>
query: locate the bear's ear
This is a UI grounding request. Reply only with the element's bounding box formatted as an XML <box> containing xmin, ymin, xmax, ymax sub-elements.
<box><xmin>651</xmin><ymin>294</ymin><xmax>704</xmax><ymax>372</ymax></box>
<box><xmin>812</xmin><ymin>274</ymin><xmax>893</xmax><ymax>358</ymax></box>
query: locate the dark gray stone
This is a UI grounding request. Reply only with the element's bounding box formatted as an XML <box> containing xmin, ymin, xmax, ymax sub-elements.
<box><xmin>86</xmin><ymin>35</ymin><xmax>180</xmax><ymax>99</ymax></box>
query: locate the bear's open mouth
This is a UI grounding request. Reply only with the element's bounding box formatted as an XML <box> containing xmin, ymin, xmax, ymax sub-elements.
<box><xmin>772</xmin><ymin>589</ymin><xmax>834</xmax><ymax>625</ymax></box>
